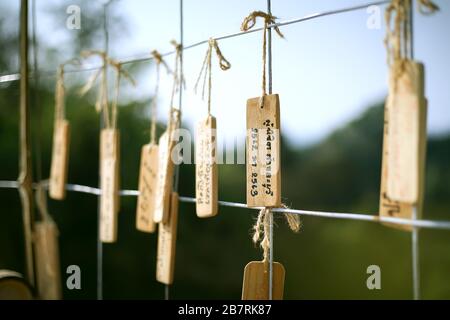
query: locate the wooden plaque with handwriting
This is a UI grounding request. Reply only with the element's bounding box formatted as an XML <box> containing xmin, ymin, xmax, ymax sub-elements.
<box><xmin>100</xmin><ymin>129</ymin><xmax>120</xmax><ymax>243</ymax></box>
<box><xmin>246</xmin><ymin>94</ymin><xmax>281</xmax><ymax>207</ymax></box>
<box><xmin>153</xmin><ymin>131</ymin><xmax>175</xmax><ymax>224</ymax></box>
<box><xmin>379</xmin><ymin>61</ymin><xmax>427</xmax><ymax>230</ymax></box>
<box><xmin>136</xmin><ymin>143</ymin><xmax>159</xmax><ymax>232</ymax></box>
<box><xmin>49</xmin><ymin>120</ymin><xmax>70</xmax><ymax>200</ymax></box>
<box><xmin>241</xmin><ymin>261</ymin><xmax>285</xmax><ymax>300</ymax></box>
<box><xmin>195</xmin><ymin>115</ymin><xmax>218</xmax><ymax>218</ymax></box>
<box><xmin>156</xmin><ymin>192</ymin><xmax>179</xmax><ymax>285</ymax></box>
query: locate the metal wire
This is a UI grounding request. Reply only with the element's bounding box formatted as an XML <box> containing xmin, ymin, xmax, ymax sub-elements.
<box><xmin>2</xmin><ymin>180</ymin><xmax>450</xmax><ymax>230</ymax></box>
<box><xmin>0</xmin><ymin>0</ymin><xmax>391</xmax><ymax>84</ymax></box>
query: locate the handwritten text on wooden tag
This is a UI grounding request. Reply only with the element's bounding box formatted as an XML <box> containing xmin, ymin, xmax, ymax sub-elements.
<box><xmin>246</xmin><ymin>94</ymin><xmax>281</xmax><ymax>207</ymax></box>
<box><xmin>136</xmin><ymin>143</ymin><xmax>159</xmax><ymax>232</ymax></box>
<box><xmin>195</xmin><ymin>115</ymin><xmax>218</xmax><ymax>218</ymax></box>
<box><xmin>49</xmin><ymin>120</ymin><xmax>70</xmax><ymax>200</ymax></box>
<box><xmin>153</xmin><ymin>131</ymin><xmax>175</xmax><ymax>224</ymax></box>
<box><xmin>156</xmin><ymin>192</ymin><xmax>179</xmax><ymax>285</ymax></box>
<box><xmin>100</xmin><ymin>129</ymin><xmax>120</xmax><ymax>243</ymax></box>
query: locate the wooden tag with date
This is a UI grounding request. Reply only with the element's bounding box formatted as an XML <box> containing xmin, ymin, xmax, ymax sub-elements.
<box><xmin>246</xmin><ymin>94</ymin><xmax>281</xmax><ymax>207</ymax></box>
<box><xmin>380</xmin><ymin>61</ymin><xmax>427</xmax><ymax>230</ymax></box>
<box><xmin>153</xmin><ymin>131</ymin><xmax>175</xmax><ymax>224</ymax></box>
<box><xmin>241</xmin><ymin>261</ymin><xmax>285</xmax><ymax>300</ymax></box>
<box><xmin>195</xmin><ymin>115</ymin><xmax>218</xmax><ymax>218</ymax></box>
<box><xmin>49</xmin><ymin>120</ymin><xmax>70</xmax><ymax>200</ymax></box>
<box><xmin>156</xmin><ymin>192</ymin><xmax>179</xmax><ymax>285</ymax></box>
<box><xmin>100</xmin><ymin>129</ymin><xmax>120</xmax><ymax>243</ymax></box>
<box><xmin>136</xmin><ymin>143</ymin><xmax>159</xmax><ymax>232</ymax></box>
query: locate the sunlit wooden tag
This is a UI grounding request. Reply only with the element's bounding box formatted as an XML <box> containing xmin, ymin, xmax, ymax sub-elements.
<box><xmin>49</xmin><ymin>120</ymin><xmax>70</xmax><ymax>200</ymax></box>
<box><xmin>153</xmin><ymin>131</ymin><xmax>175</xmax><ymax>224</ymax></box>
<box><xmin>34</xmin><ymin>220</ymin><xmax>62</xmax><ymax>300</ymax></box>
<box><xmin>100</xmin><ymin>129</ymin><xmax>120</xmax><ymax>243</ymax></box>
<box><xmin>380</xmin><ymin>61</ymin><xmax>427</xmax><ymax>230</ymax></box>
<box><xmin>241</xmin><ymin>261</ymin><xmax>285</xmax><ymax>300</ymax></box>
<box><xmin>136</xmin><ymin>143</ymin><xmax>159</xmax><ymax>232</ymax></box>
<box><xmin>195</xmin><ymin>115</ymin><xmax>218</xmax><ymax>218</ymax></box>
<box><xmin>246</xmin><ymin>94</ymin><xmax>281</xmax><ymax>207</ymax></box>
<box><xmin>156</xmin><ymin>192</ymin><xmax>179</xmax><ymax>285</ymax></box>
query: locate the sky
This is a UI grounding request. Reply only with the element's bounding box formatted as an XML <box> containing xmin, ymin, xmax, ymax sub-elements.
<box><xmin>4</xmin><ymin>0</ymin><xmax>450</xmax><ymax>146</ymax></box>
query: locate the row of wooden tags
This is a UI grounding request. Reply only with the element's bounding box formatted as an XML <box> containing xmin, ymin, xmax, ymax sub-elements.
<box><xmin>48</xmin><ymin>63</ymin><xmax>427</xmax><ymax>299</ymax></box>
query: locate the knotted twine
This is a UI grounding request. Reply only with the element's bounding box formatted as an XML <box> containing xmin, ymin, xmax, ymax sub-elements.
<box><xmin>79</xmin><ymin>50</ymin><xmax>136</xmax><ymax>129</ymax></box>
<box><xmin>194</xmin><ymin>38</ymin><xmax>231</xmax><ymax>115</ymax></box>
<box><xmin>150</xmin><ymin>50</ymin><xmax>172</xmax><ymax>145</ymax></box>
<box><xmin>241</xmin><ymin>11</ymin><xmax>284</xmax><ymax>107</ymax></box>
<box><xmin>54</xmin><ymin>58</ymin><xmax>81</xmax><ymax>126</ymax></box>
<box><xmin>252</xmin><ymin>205</ymin><xmax>300</xmax><ymax>263</ymax></box>
<box><xmin>384</xmin><ymin>0</ymin><xmax>439</xmax><ymax>87</ymax></box>
<box><xmin>167</xmin><ymin>41</ymin><xmax>184</xmax><ymax>135</ymax></box>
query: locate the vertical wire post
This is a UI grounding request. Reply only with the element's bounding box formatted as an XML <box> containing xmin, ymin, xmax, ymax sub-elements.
<box><xmin>267</xmin><ymin>0</ymin><xmax>274</xmax><ymax>301</ymax></box>
<box><xmin>408</xmin><ymin>0</ymin><xmax>420</xmax><ymax>301</ymax></box>
<box><xmin>18</xmin><ymin>0</ymin><xmax>36</xmax><ymax>287</ymax></box>
<box><xmin>97</xmin><ymin>0</ymin><xmax>112</xmax><ymax>301</ymax></box>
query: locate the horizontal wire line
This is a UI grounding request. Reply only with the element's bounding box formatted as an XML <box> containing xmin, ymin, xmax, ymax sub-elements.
<box><xmin>0</xmin><ymin>0</ymin><xmax>390</xmax><ymax>84</ymax></box>
<box><xmin>1</xmin><ymin>179</ymin><xmax>450</xmax><ymax>230</ymax></box>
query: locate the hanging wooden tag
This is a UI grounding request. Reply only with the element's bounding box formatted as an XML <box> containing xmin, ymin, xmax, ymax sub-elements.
<box><xmin>195</xmin><ymin>115</ymin><xmax>218</xmax><ymax>218</ymax></box>
<box><xmin>380</xmin><ymin>61</ymin><xmax>427</xmax><ymax>230</ymax></box>
<box><xmin>241</xmin><ymin>261</ymin><xmax>285</xmax><ymax>300</ymax></box>
<box><xmin>100</xmin><ymin>129</ymin><xmax>120</xmax><ymax>243</ymax></box>
<box><xmin>156</xmin><ymin>192</ymin><xmax>179</xmax><ymax>285</ymax></box>
<box><xmin>49</xmin><ymin>120</ymin><xmax>70</xmax><ymax>200</ymax></box>
<box><xmin>153</xmin><ymin>131</ymin><xmax>175</xmax><ymax>224</ymax></box>
<box><xmin>246</xmin><ymin>94</ymin><xmax>281</xmax><ymax>207</ymax></box>
<box><xmin>136</xmin><ymin>143</ymin><xmax>159</xmax><ymax>232</ymax></box>
<box><xmin>34</xmin><ymin>220</ymin><xmax>62</xmax><ymax>300</ymax></box>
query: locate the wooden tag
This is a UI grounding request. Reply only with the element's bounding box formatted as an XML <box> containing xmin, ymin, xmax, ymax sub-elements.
<box><xmin>49</xmin><ymin>120</ymin><xmax>70</xmax><ymax>200</ymax></box>
<box><xmin>34</xmin><ymin>220</ymin><xmax>62</xmax><ymax>300</ymax></box>
<box><xmin>241</xmin><ymin>261</ymin><xmax>285</xmax><ymax>300</ymax></box>
<box><xmin>246</xmin><ymin>94</ymin><xmax>281</xmax><ymax>207</ymax></box>
<box><xmin>100</xmin><ymin>129</ymin><xmax>120</xmax><ymax>243</ymax></box>
<box><xmin>380</xmin><ymin>61</ymin><xmax>427</xmax><ymax>230</ymax></box>
<box><xmin>156</xmin><ymin>192</ymin><xmax>179</xmax><ymax>285</ymax></box>
<box><xmin>153</xmin><ymin>131</ymin><xmax>175</xmax><ymax>224</ymax></box>
<box><xmin>195</xmin><ymin>115</ymin><xmax>218</xmax><ymax>218</ymax></box>
<box><xmin>136</xmin><ymin>143</ymin><xmax>159</xmax><ymax>232</ymax></box>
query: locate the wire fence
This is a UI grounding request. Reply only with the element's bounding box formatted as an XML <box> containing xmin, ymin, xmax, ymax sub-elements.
<box><xmin>0</xmin><ymin>0</ymin><xmax>447</xmax><ymax>300</ymax></box>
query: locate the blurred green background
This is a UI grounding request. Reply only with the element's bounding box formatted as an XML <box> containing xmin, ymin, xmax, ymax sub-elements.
<box><xmin>1</xmin><ymin>1</ymin><xmax>449</xmax><ymax>300</ymax></box>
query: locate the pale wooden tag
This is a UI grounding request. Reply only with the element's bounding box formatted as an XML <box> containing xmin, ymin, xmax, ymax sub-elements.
<box><xmin>246</xmin><ymin>94</ymin><xmax>281</xmax><ymax>207</ymax></box>
<box><xmin>49</xmin><ymin>120</ymin><xmax>70</xmax><ymax>200</ymax></box>
<box><xmin>195</xmin><ymin>115</ymin><xmax>218</xmax><ymax>218</ymax></box>
<box><xmin>153</xmin><ymin>131</ymin><xmax>175</xmax><ymax>224</ymax></box>
<box><xmin>380</xmin><ymin>61</ymin><xmax>427</xmax><ymax>230</ymax></box>
<box><xmin>241</xmin><ymin>261</ymin><xmax>285</xmax><ymax>300</ymax></box>
<box><xmin>100</xmin><ymin>129</ymin><xmax>120</xmax><ymax>243</ymax></box>
<box><xmin>34</xmin><ymin>220</ymin><xmax>62</xmax><ymax>300</ymax></box>
<box><xmin>156</xmin><ymin>192</ymin><xmax>179</xmax><ymax>285</ymax></box>
<box><xmin>136</xmin><ymin>143</ymin><xmax>159</xmax><ymax>232</ymax></box>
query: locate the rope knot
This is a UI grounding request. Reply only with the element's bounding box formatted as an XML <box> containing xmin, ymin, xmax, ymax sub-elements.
<box><xmin>240</xmin><ymin>11</ymin><xmax>284</xmax><ymax>38</ymax></box>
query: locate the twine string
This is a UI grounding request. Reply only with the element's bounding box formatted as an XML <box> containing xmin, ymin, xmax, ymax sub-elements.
<box><xmin>194</xmin><ymin>38</ymin><xmax>231</xmax><ymax>115</ymax></box>
<box><xmin>241</xmin><ymin>11</ymin><xmax>283</xmax><ymax>107</ymax></box>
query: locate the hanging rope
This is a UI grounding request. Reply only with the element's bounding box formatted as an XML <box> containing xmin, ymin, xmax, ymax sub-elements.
<box><xmin>168</xmin><ymin>41</ymin><xmax>184</xmax><ymax>132</ymax></box>
<box><xmin>149</xmin><ymin>50</ymin><xmax>172</xmax><ymax>145</ymax></box>
<box><xmin>194</xmin><ymin>38</ymin><xmax>231</xmax><ymax>115</ymax></box>
<box><xmin>79</xmin><ymin>50</ymin><xmax>135</xmax><ymax>129</ymax></box>
<box><xmin>385</xmin><ymin>0</ymin><xmax>439</xmax><ymax>85</ymax></box>
<box><xmin>252</xmin><ymin>205</ymin><xmax>300</xmax><ymax>262</ymax></box>
<box><xmin>54</xmin><ymin>58</ymin><xmax>81</xmax><ymax>124</ymax></box>
<box><xmin>241</xmin><ymin>11</ymin><xmax>284</xmax><ymax>107</ymax></box>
